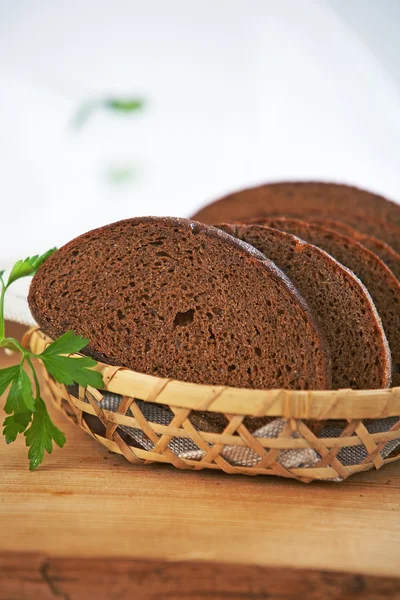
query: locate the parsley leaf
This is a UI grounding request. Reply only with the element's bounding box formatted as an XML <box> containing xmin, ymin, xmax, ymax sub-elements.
<box><xmin>3</xmin><ymin>411</ymin><xmax>32</xmax><ymax>443</ymax></box>
<box><xmin>24</xmin><ymin>398</ymin><xmax>66</xmax><ymax>470</ymax></box>
<box><xmin>41</xmin><ymin>354</ymin><xmax>103</xmax><ymax>388</ymax></box>
<box><xmin>3</xmin><ymin>365</ymin><xmax>35</xmax><ymax>414</ymax></box>
<box><xmin>1</xmin><ymin>250</ymin><xmax>104</xmax><ymax>468</ymax></box>
<box><xmin>1</xmin><ymin>365</ymin><xmax>34</xmax><ymax>443</ymax></box>
<box><xmin>0</xmin><ymin>364</ymin><xmax>20</xmax><ymax>396</ymax></box>
<box><xmin>7</xmin><ymin>249</ymin><xmax>57</xmax><ymax>287</ymax></box>
<box><xmin>40</xmin><ymin>331</ymin><xmax>104</xmax><ymax>388</ymax></box>
<box><xmin>41</xmin><ymin>330</ymin><xmax>90</xmax><ymax>357</ymax></box>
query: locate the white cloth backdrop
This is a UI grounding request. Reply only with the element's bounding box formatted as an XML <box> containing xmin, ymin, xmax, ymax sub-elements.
<box><xmin>1</xmin><ymin>0</ymin><xmax>400</xmax><ymax>322</ymax></box>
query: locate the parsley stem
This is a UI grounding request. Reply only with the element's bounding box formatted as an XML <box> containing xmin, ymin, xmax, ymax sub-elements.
<box><xmin>0</xmin><ymin>282</ymin><xmax>5</xmax><ymax>341</ymax></box>
<box><xmin>26</xmin><ymin>355</ymin><xmax>41</xmax><ymax>402</ymax></box>
<box><xmin>0</xmin><ymin>337</ymin><xmax>26</xmax><ymax>354</ymax></box>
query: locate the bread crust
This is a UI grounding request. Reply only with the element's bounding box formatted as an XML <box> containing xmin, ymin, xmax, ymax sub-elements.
<box><xmin>192</xmin><ymin>182</ymin><xmax>400</xmax><ymax>253</ymax></box>
<box><xmin>306</xmin><ymin>217</ymin><xmax>400</xmax><ymax>281</ymax></box>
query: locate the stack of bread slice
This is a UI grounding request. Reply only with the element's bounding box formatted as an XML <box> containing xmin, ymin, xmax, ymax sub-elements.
<box><xmin>192</xmin><ymin>182</ymin><xmax>400</xmax><ymax>390</ymax></box>
<box><xmin>28</xmin><ymin>183</ymin><xmax>399</xmax><ymax>403</ymax></box>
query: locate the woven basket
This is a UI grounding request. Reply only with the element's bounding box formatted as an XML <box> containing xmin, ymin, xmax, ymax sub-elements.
<box><xmin>26</xmin><ymin>327</ymin><xmax>400</xmax><ymax>483</ymax></box>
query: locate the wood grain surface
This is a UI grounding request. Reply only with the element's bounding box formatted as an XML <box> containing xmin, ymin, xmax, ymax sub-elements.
<box><xmin>1</xmin><ymin>323</ymin><xmax>400</xmax><ymax>600</ymax></box>
<box><xmin>1</xmin><ymin>554</ymin><xmax>400</xmax><ymax>600</ymax></box>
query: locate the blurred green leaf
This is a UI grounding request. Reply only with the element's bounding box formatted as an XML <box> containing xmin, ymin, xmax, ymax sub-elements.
<box><xmin>105</xmin><ymin>99</ymin><xmax>144</xmax><ymax>112</ymax></box>
<box><xmin>72</xmin><ymin>96</ymin><xmax>145</xmax><ymax>129</ymax></box>
<box><xmin>107</xmin><ymin>165</ymin><xmax>136</xmax><ymax>185</ymax></box>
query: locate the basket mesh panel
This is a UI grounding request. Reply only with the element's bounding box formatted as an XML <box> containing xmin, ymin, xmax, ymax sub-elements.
<box><xmin>73</xmin><ymin>388</ymin><xmax>400</xmax><ymax>474</ymax></box>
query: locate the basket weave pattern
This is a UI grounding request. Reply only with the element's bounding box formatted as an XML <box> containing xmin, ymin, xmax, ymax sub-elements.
<box><xmin>27</xmin><ymin>328</ymin><xmax>400</xmax><ymax>483</ymax></box>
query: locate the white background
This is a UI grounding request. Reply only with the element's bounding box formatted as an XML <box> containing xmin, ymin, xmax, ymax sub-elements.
<box><xmin>1</xmin><ymin>0</ymin><xmax>400</xmax><ymax>267</ymax></box>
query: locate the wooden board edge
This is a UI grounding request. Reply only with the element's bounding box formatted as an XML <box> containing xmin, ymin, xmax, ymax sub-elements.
<box><xmin>1</xmin><ymin>552</ymin><xmax>399</xmax><ymax>600</ymax></box>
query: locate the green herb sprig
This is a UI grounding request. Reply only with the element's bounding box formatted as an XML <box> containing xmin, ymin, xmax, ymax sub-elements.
<box><xmin>72</xmin><ymin>96</ymin><xmax>145</xmax><ymax>129</ymax></box>
<box><xmin>0</xmin><ymin>251</ymin><xmax>104</xmax><ymax>469</ymax></box>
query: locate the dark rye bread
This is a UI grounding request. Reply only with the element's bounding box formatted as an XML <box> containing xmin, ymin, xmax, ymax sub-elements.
<box><xmin>218</xmin><ymin>224</ymin><xmax>391</xmax><ymax>390</ymax></box>
<box><xmin>29</xmin><ymin>217</ymin><xmax>330</xmax><ymax>393</ymax></box>
<box><xmin>332</xmin><ymin>216</ymin><xmax>400</xmax><ymax>256</ymax></box>
<box><xmin>307</xmin><ymin>218</ymin><xmax>400</xmax><ymax>282</ymax></box>
<box><xmin>192</xmin><ymin>182</ymin><xmax>400</xmax><ymax>253</ymax></box>
<box><xmin>257</xmin><ymin>217</ymin><xmax>400</xmax><ymax>387</ymax></box>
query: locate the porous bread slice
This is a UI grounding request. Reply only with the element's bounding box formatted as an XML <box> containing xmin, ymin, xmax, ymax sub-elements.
<box><xmin>28</xmin><ymin>217</ymin><xmax>330</xmax><ymax>391</ymax></box>
<box><xmin>307</xmin><ymin>217</ymin><xmax>400</xmax><ymax>282</ymax></box>
<box><xmin>341</xmin><ymin>217</ymin><xmax>400</xmax><ymax>255</ymax></box>
<box><xmin>192</xmin><ymin>182</ymin><xmax>400</xmax><ymax>253</ymax></box>
<box><xmin>218</xmin><ymin>223</ymin><xmax>391</xmax><ymax>390</ymax></box>
<box><xmin>248</xmin><ymin>214</ymin><xmax>400</xmax><ymax>282</ymax></box>
<box><xmin>257</xmin><ymin>217</ymin><xmax>400</xmax><ymax>387</ymax></box>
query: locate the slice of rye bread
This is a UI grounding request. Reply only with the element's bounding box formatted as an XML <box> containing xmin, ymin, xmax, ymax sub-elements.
<box><xmin>192</xmin><ymin>182</ymin><xmax>400</xmax><ymax>253</ymax></box>
<box><xmin>306</xmin><ymin>217</ymin><xmax>400</xmax><ymax>282</ymax></box>
<box><xmin>256</xmin><ymin>217</ymin><xmax>400</xmax><ymax>387</ymax></box>
<box><xmin>218</xmin><ymin>223</ymin><xmax>391</xmax><ymax>390</ymax></box>
<box><xmin>29</xmin><ymin>217</ymin><xmax>331</xmax><ymax>398</ymax></box>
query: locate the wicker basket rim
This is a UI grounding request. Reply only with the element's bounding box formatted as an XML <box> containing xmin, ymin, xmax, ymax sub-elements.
<box><xmin>27</xmin><ymin>327</ymin><xmax>400</xmax><ymax>420</ymax></box>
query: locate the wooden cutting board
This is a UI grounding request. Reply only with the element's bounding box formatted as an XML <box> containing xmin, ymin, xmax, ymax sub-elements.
<box><xmin>1</xmin><ymin>323</ymin><xmax>400</xmax><ymax>600</ymax></box>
